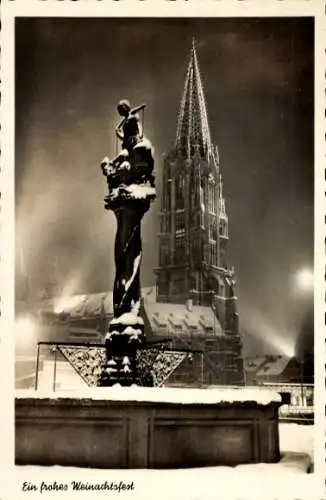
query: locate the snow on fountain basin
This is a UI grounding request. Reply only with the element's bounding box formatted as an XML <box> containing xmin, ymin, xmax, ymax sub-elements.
<box><xmin>15</xmin><ymin>385</ymin><xmax>281</xmax><ymax>405</ymax></box>
<box><xmin>15</xmin><ymin>387</ymin><xmax>309</xmax><ymax>482</ymax></box>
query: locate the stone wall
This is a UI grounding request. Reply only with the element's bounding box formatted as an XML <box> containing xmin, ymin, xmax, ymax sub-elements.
<box><xmin>16</xmin><ymin>394</ymin><xmax>281</xmax><ymax>469</ymax></box>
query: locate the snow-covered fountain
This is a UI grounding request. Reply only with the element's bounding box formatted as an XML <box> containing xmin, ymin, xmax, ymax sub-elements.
<box><xmin>15</xmin><ymin>100</ymin><xmax>283</xmax><ymax>469</ymax></box>
<box><xmin>98</xmin><ymin>99</ymin><xmax>156</xmax><ymax>387</ymax></box>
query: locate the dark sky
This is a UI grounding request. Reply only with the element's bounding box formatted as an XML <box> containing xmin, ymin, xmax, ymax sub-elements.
<box><xmin>15</xmin><ymin>17</ymin><xmax>314</xmax><ymax>355</ymax></box>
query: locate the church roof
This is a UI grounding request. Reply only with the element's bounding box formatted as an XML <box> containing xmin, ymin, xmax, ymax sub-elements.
<box><xmin>40</xmin><ymin>286</ymin><xmax>156</xmax><ymax>318</ymax></box>
<box><xmin>244</xmin><ymin>356</ymin><xmax>267</xmax><ymax>373</ymax></box>
<box><xmin>144</xmin><ymin>301</ymin><xmax>223</xmax><ymax>337</ymax></box>
<box><xmin>175</xmin><ymin>39</ymin><xmax>213</xmax><ymax>157</ymax></box>
<box><xmin>255</xmin><ymin>356</ymin><xmax>292</xmax><ymax>377</ymax></box>
<box><xmin>244</xmin><ymin>355</ymin><xmax>296</xmax><ymax>377</ymax></box>
<box><xmin>38</xmin><ymin>287</ymin><xmax>223</xmax><ymax>337</ymax></box>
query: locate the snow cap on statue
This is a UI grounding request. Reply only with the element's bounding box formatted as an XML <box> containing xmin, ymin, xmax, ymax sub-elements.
<box><xmin>118</xmin><ymin>99</ymin><xmax>131</xmax><ymax>116</ymax></box>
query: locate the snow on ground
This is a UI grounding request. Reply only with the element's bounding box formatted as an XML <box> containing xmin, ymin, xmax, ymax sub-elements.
<box><xmin>13</xmin><ymin>424</ymin><xmax>320</xmax><ymax>500</ymax></box>
<box><xmin>279</xmin><ymin>423</ymin><xmax>314</xmax><ymax>462</ymax></box>
<box><xmin>15</xmin><ymin>386</ymin><xmax>281</xmax><ymax>405</ymax></box>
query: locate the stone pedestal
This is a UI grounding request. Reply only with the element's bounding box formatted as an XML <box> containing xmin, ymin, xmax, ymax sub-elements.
<box><xmin>15</xmin><ymin>387</ymin><xmax>282</xmax><ymax>469</ymax></box>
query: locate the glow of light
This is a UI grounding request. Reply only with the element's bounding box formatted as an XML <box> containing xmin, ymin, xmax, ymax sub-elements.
<box><xmin>273</xmin><ymin>338</ymin><xmax>296</xmax><ymax>358</ymax></box>
<box><xmin>53</xmin><ymin>277</ymin><xmax>85</xmax><ymax>314</ymax></box>
<box><xmin>244</xmin><ymin>308</ymin><xmax>296</xmax><ymax>358</ymax></box>
<box><xmin>260</xmin><ymin>325</ymin><xmax>295</xmax><ymax>358</ymax></box>
<box><xmin>54</xmin><ymin>294</ymin><xmax>86</xmax><ymax>314</ymax></box>
<box><xmin>293</xmin><ymin>268</ymin><xmax>314</xmax><ymax>293</ymax></box>
<box><xmin>15</xmin><ymin>316</ymin><xmax>37</xmax><ymax>348</ymax></box>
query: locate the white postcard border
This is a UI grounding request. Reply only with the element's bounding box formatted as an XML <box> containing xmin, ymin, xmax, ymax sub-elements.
<box><xmin>1</xmin><ymin>1</ymin><xmax>325</xmax><ymax>499</ymax></box>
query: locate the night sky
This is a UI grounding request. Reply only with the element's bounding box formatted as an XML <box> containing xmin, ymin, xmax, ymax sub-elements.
<box><xmin>15</xmin><ymin>17</ymin><xmax>314</xmax><ymax>356</ymax></box>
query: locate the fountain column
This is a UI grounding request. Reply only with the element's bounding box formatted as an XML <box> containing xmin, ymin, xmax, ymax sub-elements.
<box><xmin>99</xmin><ymin>101</ymin><xmax>155</xmax><ymax>386</ymax></box>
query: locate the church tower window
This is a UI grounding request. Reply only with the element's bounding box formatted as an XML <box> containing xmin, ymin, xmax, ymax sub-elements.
<box><xmin>208</xmin><ymin>182</ymin><xmax>216</xmax><ymax>214</ymax></box>
<box><xmin>175</xmin><ymin>234</ymin><xmax>185</xmax><ymax>263</ymax></box>
<box><xmin>175</xmin><ymin>211</ymin><xmax>185</xmax><ymax>233</ymax></box>
<box><xmin>175</xmin><ymin>176</ymin><xmax>185</xmax><ymax>210</ymax></box>
<box><xmin>161</xmin><ymin>214</ymin><xmax>171</xmax><ymax>234</ymax></box>
<box><xmin>162</xmin><ymin>177</ymin><xmax>171</xmax><ymax>211</ymax></box>
<box><xmin>209</xmin><ymin>217</ymin><xmax>218</xmax><ymax>241</ymax></box>
<box><xmin>219</xmin><ymin>218</ymin><xmax>228</xmax><ymax>238</ymax></box>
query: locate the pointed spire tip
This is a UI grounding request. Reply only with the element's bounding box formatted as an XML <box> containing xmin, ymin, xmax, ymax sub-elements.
<box><xmin>175</xmin><ymin>38</ymin><xmax>212</xmax><ymax>156</ymax></box>
<box><xmin>191</xmin><ymin>37</ymin><xmax>197</xmax><ymax>53</ymax></box>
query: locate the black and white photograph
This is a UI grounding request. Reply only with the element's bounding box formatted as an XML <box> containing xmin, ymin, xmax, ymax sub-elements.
<box><xmin>1</xmin><ymin>2</ymin><xmax>324</xmax><ymax>498</ymax></box>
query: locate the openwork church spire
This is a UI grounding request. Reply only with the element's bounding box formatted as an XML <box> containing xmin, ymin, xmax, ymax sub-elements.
<box><xmin>175</xmin><ymin>38</ymin><xmax>212</xmax><ymax>157</ymax></box>
<box><xmin>155</xmin><ymin>39</ymin><xmax>244</xmax><ymax>386</ymax></box>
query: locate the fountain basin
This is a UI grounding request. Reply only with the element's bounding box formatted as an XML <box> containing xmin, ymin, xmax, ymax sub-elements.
<box><xmin>15</xmin><ymin>387</ymin><xmax>282</xmax><ymax>469</ymax></box>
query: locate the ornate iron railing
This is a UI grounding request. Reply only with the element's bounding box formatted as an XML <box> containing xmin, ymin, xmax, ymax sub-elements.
<box><xmin>34</xmin><ymin>340</ymin><xmax>203</xmax><ymax>391</ymax></box>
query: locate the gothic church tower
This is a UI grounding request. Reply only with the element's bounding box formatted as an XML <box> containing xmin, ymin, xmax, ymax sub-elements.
<box><xmin>156</xmin><ymin>40</ymin><xmax>239</xmax><ymax>340</ymax></box>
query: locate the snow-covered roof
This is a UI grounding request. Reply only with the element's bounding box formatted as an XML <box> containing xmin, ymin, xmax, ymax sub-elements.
<box><xmin>144</xmin><ymin>302</ymin><xmax>222</xmax><ymax>336</ymax></box>
<box><xmin>38</xmin><ymin>288</ymin><xmax>221</xmax><ymax>337</ymax></box>
<box><xmin>37</xmin><ymin>288</ymin><xmax>224</xmax><ymax>339</ymax></box>
<box><xmin>244</xmin><ymin>355</ymin><xmax>295</xmax><ymax>378</ymax></box>
<box><xmin>40</xmin><ymin>286</ymin><xmax>157</xmax><ymax>318</ymax></box>
<box><xmin>244</xmin><ymin>357</ymin><xmax>267</xmax><ymax>372</ymax></box>
<box><xmin>256</xmin><ymin>356</ymin><xmax>291</xmax><ymax>377</ymax></box>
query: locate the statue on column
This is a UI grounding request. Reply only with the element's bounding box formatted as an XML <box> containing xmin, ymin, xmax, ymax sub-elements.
<box><xmin>99</xmin><ymin>100</ymin><xmax>156</xmax><ymax>386</ymax></box>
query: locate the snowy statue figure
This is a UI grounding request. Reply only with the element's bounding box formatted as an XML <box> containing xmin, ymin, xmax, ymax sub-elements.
<box><xmin>100</xmin><ymin>99</ymin><xmax>156</xmax><ymax>386</ymax></box>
